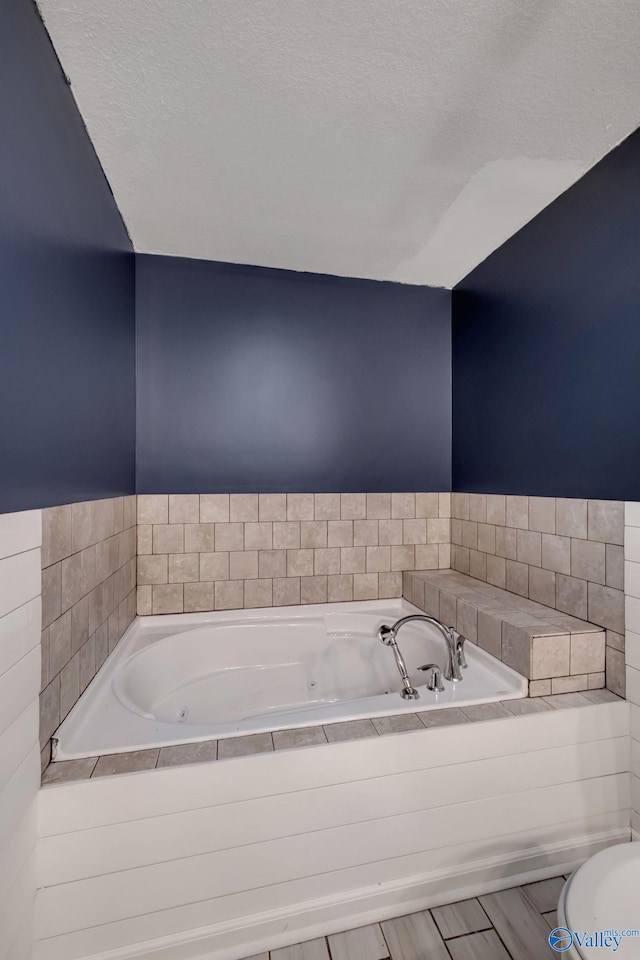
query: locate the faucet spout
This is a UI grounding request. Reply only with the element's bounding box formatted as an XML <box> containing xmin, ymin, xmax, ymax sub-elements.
<box><xmin>378</xmin><ymin>614</ymin><xmax>467</xmax><ymax>686</ymax></box>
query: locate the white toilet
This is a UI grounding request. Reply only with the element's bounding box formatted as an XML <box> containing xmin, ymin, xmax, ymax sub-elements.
<box><xmin>556</xmin><ymin>843</ymin><xmax>640</xmax><ymax>958</ymax></box>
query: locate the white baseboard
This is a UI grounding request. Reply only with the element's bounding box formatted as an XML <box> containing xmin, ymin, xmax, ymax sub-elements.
<box><xmin>79</xmin><ymin>826</ymin><xmax>630</xmax><ymax>960</ymax></box>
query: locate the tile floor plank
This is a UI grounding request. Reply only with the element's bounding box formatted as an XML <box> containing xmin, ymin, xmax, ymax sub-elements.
<box><xmin>328</xmin><ymin>923</ymin><xmax>389</xmax><ymax>960</ymax></box>
<box><xmin>382</xmin><ymin>910</ymin><xmax>450</xmax><ymax>960</ymax></box>
<box><xmin>542</xmin><ymin>911</ymin><xmax>558</xmax><ymax>930</ymax></box>
<box><xmin>431</xmin><ymin>898</ymin><xmax>491</xmax><ymax>940</ymax></box>
<box><xmin>521</xmin><ymin>877</ymin><xmax>565</xmax><ymax>914</ymax></box>
<box><xmin>479</xmin><ymin>888</ymin><xmax>556</xmax><ymax>959</ymax></box>
<box><xmin>271</xmin><ymin>938</ymin><xmax>329</xmax><ymax>960</ymax></box>
<box><xmin>446</xmin><ymin>929</ymin><xmax>512</xmax><ymax>960</ymax></box>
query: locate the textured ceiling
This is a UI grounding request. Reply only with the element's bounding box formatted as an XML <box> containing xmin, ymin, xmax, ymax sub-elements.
<box><xmin>38</xmin><ymin>0</ymin><xmax>640</xmax><ymax>287</ymax></box>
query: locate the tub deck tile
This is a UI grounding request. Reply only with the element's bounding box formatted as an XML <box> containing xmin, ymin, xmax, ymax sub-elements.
<box><xmin>272</xmin><ymin>726</ymin><xmax>328</xmax><ymax>750</ymax></box>
<box><xmin>41</xmin><ymin>757</ymin><xmax>98</xmax><ymax>784</ymax></box>
<box><xmin>323</xmin><ymin>719</ymin><xmax>378</xmax><ymax>742</ymax></box>
<box><xmin>157</xmin><ymin>740</ymin><xmax>218</xmax><ymax>767</ymax></box>
<box><xmin>92</xmin><ymin>749</ymin><xmax>159</xmax><ymax>777</ymax></box>
<box><xmin>217</xmin><ymin>732</ymin><xmax>274</xmax><ymax>760</ymax></box>
<box><xmin>370</xmin><ymin>713</ymin><xmax>424</xmax><ymax>735</ymax></box>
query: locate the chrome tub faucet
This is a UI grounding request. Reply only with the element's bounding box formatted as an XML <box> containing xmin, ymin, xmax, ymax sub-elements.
<box><xmin>378</xmin><ymin>614</ymin><xmax>467</xmax><ymax>700</ymax></box>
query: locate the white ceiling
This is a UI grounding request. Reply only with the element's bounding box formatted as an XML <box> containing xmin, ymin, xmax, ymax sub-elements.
<box><xmin>39</xmin><ymin>0</ymin><xmax>640</xmax><ymax>288</ymax></box>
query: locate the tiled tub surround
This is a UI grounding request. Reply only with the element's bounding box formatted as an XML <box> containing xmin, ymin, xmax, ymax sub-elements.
<box><xmin>403</xmin><ymin>570</ymin><xmax>606</xmax><ymax>695</ymax></box>
<box><xmin>451</xmin><ymin>494</ymin><xmax>625</xmax><ymax>695</ymax></box>
<box><xmin>136</xmin><ymin>492</ymin><xmax>451</xmax><ymax>615</ymax></box>
<box><xmin>40</xmin><ymin>497</ymin><xmax>137</xmax><ymax>769</ymax></box>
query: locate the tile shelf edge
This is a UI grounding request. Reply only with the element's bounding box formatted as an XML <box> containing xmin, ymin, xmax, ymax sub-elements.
<box><xmin>41</xmin><ymin>690</ymin><xmax>621</xmax><ymax>787</ymax></box>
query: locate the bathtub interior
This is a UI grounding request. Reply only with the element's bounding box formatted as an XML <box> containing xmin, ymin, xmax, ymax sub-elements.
<box><xmin>52</xmin><ymin>599</ymin><xmax>528</xmax><ymax>760</ymax></box>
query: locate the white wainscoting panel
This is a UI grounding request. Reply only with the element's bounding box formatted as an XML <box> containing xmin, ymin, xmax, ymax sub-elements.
<box><xmin>0</xmin><ymin>509</ymin><xmax>42</xmax><ymax>960</ymax></box>
<box><xmin>35</xmin><ymin>701</ymin><xmax>630</xmax><ymax>960</ymax></box>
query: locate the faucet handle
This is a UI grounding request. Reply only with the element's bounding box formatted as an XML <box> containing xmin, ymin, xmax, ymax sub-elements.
<box><xmin>417</xmin><ymin>663</ymin><xmax>445</xmax><ymax>693</ymax></box>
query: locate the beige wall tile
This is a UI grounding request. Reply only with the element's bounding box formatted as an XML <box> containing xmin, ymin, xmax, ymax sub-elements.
<box><xmin>366</xmin><ymin>493</ymin><xmax>391</xmax><ymax>519</ymax></box>
<box><xmin>605</xmin><ymin>630</ymin><xmax>624</xmax><ymax>653</ymax></box>
<box><xmin>605</xmin><ymin>544</ymin><xmax>624</xmax><ymax>589</ymax></box>
<box><xmin>229</xmin><ymin>494</ymin><xmax>259</xmax><ymax>522</ymax></box>
<box><xmin>71</xmin><ymin>595</ymin><xmax>90</xmax><ymax>652</ymax></box>
<box><xmin>258</xmin><ymin>494</ymin><xmax>286</xmax><ymax>521</ymax></box>
<box><xmin>588</xmin><ymin>582</ymin><xmax>624</xmax><ymax>633</ymax></box>
<box><xmin>328</xmin><ymin>574</ymin><xmax>354</xmax><ymax>602</ymax></box>
<box><xmin>605</xmin><ymin>646</ymin><xmax>625</xmax><ymax>696</ymax></box>
<box><xmin>403</xmin><ymin>518</ymin><xmax>427</xmax><ymax>544</ymax></box>
<box><xmin>79</xmin><ymin>636</ymin><xmax>96</xmax><ymax>693</ymax></box>
<box><xmin>200</xmin><ymin>494</ymin><xmax>230</xmax><ymax>522</ymax></box>
<box><xmin>314</xmin><ymin>494</ymin><xmax>340</xmax><ymax>520</ymax></box>
<box><xmin>287</xmin><ymin>493</ymin><xmax>314</xmax><ymax>520</ymax></box>
<box><xmin>340</xmin><ymin>493</ymin><xmax>366</xmax><ymax>520</ymax></box>
<box><xmin>477</xmin><ymin>523</ymin><xmax>496</xmax><ymax>554</ymax></box>
<box><xmin>153</xmin><ymin>524</ymin><xmax>184</xmax><ymax>554</ymax></box>
<box><xmin>340</xmin><ymin>546</ymin><xmax>366</xmax><ymax>574</ymax></box>
<box><xmin>571</xmin><ymin>538</ymin><xmax>605</xmax><ymax>584</ymax></box>
<box><xmin>551</xmin><ymin>675</ymin><xmax>589</xmax><ymax>694</ymax></box>
<box><xmin>531</xmin><ymin>634</ymin><xmax>570</xmax><ymax>679</ymax></box>
<box><xmin>469</xmin><ymin>550</ymin><xmax>487</xmax><ymax>581</ymax></box>
<box><xmin>439</xmin><ymin>592</ymin><xmax>457</xmax><ymax>627</ymax></box>
<box><xmin>416</xmin><ymin>493</ymin><xmax>439</xmax><ymax>518</ymax></box>
<box><xmin>137</xmin><ymin>554</ymin><xmax>168</xmax><ymax>585</ymax></box>
<box><xmin>452</xmin><ymin>544</ymin><xmax>470</xmax><ymax>574</ymax></box>
<box><xmin>273</xmin><ymin>577</ymin><xmax>300</xmax><ymax>606</ymax></box>
<box><xmin>391</xmin><ymin>493</ymin><xmax>415</xmax><ymax>519</ymax></box>
<box><xmin>301</xmin><ymin>575</ymin><xmax>328</xmax><ymax>604</ymax></box>
<box><xmin>60</xmin><ymin>653</ymin><xmax>80</xmax><ymax>721</ymax></box>
<box><xmin>366</xmin><ymin>546</ymin><xmax>390</xmax><ymax>573</ymax></box>
<box><xmin>200</xmin><ymin>552</ymin><xmax>229</xmax><ymax>581</ymax></box>
<box><xmin>42</xmin><ymin>562</ymin><xmax>62</xmax><ymax>627</ymax></box>
<box><xmin>137</xmin><ymin>495</ymin><xmax>169</xmax><ymax>525</ymax></box>
<box><xmin>452</xmin><ymin>492</ymin><xmax>469</xmax><ymax>520</ymax></box>
<box><xmin>378</xmin><ymin>519</ymin><xmax>403</xmax><ymax>545</ymax></box>
<box><xmin>230</xmin><ymin>551</ymin><xmax>258</xmax><ymax>580</ymax></box>
<box><xmin>457</xmin><ymin>600</ymin><xmax>478</xmax><ymax>641</ymax></box>
<box><xmin>137</xmin><ymin>524</ymin><xmax>153</xmax><ymax>555</ymax></box>
<box><xmin>414</xmin><ymin>544</ymin><xmax>439</xmax><ymax>569</ymax></box>
<box><xmin>244</xmin><ymin>522</ymin><xmax>273</xmax><ymax>551</ymax></box>
<box><xmin>588</xmin><ymin>672</ymin><xmax>606</xmax><ymax>689</ymax></box>
<box><xmin>541</xmin><ymin>533</ymin><xmax>571</xmax><ymax>574</ymax></box>
<box><xmin>438</xmin><ymin>543</ymin><xmax>451</xmax><ymax>568</ymax></box>
<box><xmin>42</xmin><ymin>505</ymin><xmax>73</xmax><ymax>567</ymax></box>
<box><xmin>570</xmin><ymin>632</ymin><xmax>605</xmax><ymax>675</ymax></box>
<box><xmin>451</xmin><ymin>518</ymin><xmax>463</xmax><ymax>544</ymax></box>
<box><xmin>460</xmin><ymin>520</ymin><xmax>478</xmax><ymax>549</ymax></box>
<box><xmin>428</xmin><ymin>518</ymin><xmax>450</xmax><ymax>545</ymax></box>
<box><xmin>506</xmin><ymin>495</ymin><xmax>528</xmax><ymax>529</ymax></box>
<box><xmin>49</xmin><ymin>610</ymin><xmax>72</xmax><ymax>677</ymax></box>
<box><xmin>556</xmin><ymin>574</ymin><xmax>588</xmax><ymax>620</ymax></box>
<box><xmin>506</xmin><ymin>559</ymin><xmax>528</xmax><ymax>597</ymax></box>
<box><xmin>439</xmin><ymin>493</ymin><xmax>451</xmax><ymax>518</ymax></box>
<box><xmin>258</xmin><ymin>550</ymin><xmax>286</xmax><ymax>579</ymax></box>
<box><xmin>327</xmin><ymin>520</ymin><xmax>353</xmax><ymax>547</ymax></box>
<box><xmin>502</xmin><ymin>623</ymin><xmax>531</xmax><ymax>677</ymax></box>
<box><xmin>272</xmin><ymin>521</ymin><xmax>301</xmax><ymax>549</ymax></box>
<box><xmin>214</xmin><ymin>522</ymin><xmax>244</xmax><ymax>552</ymax></box>
<box><xmin>529</xmin><ymin>679</ymin><xmax>551</xmax><ymax>696</ymax></box>
<box><xmin>495</xmin><ymin>526</ymin><xmax>517</xmax><ymax>560</ymax></box>
<box><xmin>391</xmin><ymin>544</ymin><xmax>414</xmax><ymax>571</ymax></box>
<box><xmin>168</xmin><ymin>554</ymin><xmax>199</xmax><ymax>583</ymax></box>
<box><xmin>556</xmin><ymin>498</ymin><xmax>587</xmax><ymax>539</ymax></box>
<box><xmin>353</xmin><ymin>573</ymin><xmax>378</xmax><ymax>600</ymax></box>
<box><xmin>61</xmin><ymin>553</ymin><xmax>83</xmax><ymax>612</ymax></box>
<box><xmin>300</xmin><ymin>520</ymin><xmax>327</xmax><ymax>548</ymax></box>
<box><xmin>469</xmin><ymin>493</ymin><xmax>487</xmax><ymax>523</ymax></box>
<box><xmin>588</xmin><ymin>499</ymin><xmax>623</xmax><ymax>545</ymax></box>
<box><xmin>529</xmin><ymin>497</ymin><xmax>556</xmax><ymax>534</ymax></box>
<box><xmin>244</xmin><ymin>578</ymin><xmax>273</xmax><ymax>609</ymax></box>
<box><xmin>486</xmin><ymin>553</ymin><xmax>506</xmax><ymax>589</ymax></box>
<box><xmin>486</xmin><ymin>494</ymin><xmax>506</xmax><ymax>526</ymax></box>
<box><xmin>516</xmin><ymin>529</ymin><xmax>541</xmax><ymax>567</ymax></box>
<box><xmin>478</xmin><ymin>610</ymin><xmax>501</xmax><ymax>658</ymax></box>
<box><xmin>378</xmin><ymin>571</ymin><xmax>402</xmax><ymax>598</ymax></box>
<box><xmin>137</xmin><ymin>585</ymin><xmax>152</xmax><ymax>615</ymax></box>
<box><xmin>354</xmin><ymin>519</ymin><xmax>378</xmax><ymax>546</ymax></box>
<box><xmin>184</xmin><ymin>523</ymin><xmax>216</xmax><ymax>553</ymax></box>
<box><xmin>529</xmin><ymin>567</ymin><xmax>556</xmax><ymax>607</ymax></box>
<box><xmin>215</xmin><ymin>580</ymin><xmax>244</xmax><ymax>610</ymax></box>
<box><xmin>287</xmin><ymin>549</ymin><xmax>314</xmax><ymax>577</ymax></box>
<box><xmin>168</xmin><ymin>495</ymin><xmax>199</xmax><ymax>523</ymax></box>
<box><xmin>315</xmin><ymin>548</ymin><xmax>341</xmax><ymax>575</ymax></box>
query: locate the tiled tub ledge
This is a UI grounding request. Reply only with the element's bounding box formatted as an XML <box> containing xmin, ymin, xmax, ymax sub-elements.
<box><xmin>40</xmin><ymin>690</ymin><xmax>621</xmax><ymax>786</ymax></box>
<box><xmin>403</xmin><ymin>569</ymin><xmax>607</xmax><ymax>696</ymax></box>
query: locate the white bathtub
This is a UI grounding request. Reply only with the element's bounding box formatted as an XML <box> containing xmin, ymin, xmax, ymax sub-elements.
<box><xmin>52</xmin><ymin>598</ymin><xmax>527</xmax><ymax>760</ymax></box>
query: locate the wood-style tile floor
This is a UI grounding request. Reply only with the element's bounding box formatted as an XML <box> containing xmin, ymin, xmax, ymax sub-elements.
<box><xmin>244</xmin><ymin>875</ymin><xmax>567</xmax><ymax>960</ymax></box>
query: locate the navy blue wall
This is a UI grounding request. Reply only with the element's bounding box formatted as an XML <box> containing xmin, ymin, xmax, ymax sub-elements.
<box><xmin>453</xmin><ymin>127</ymin><xmax>640</xmax><ymax>500</ymax></box>
<box><xmin>136</xmin><ymin>255</ymin><xmax>451</xmax><ymax>493</ymax></box>
<box><xmin>1</xmin><ymin>0</ymin><xmax>135</xmax><ymax>514</ymax></box>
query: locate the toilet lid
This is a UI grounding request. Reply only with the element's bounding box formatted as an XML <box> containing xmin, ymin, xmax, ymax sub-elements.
<box><xmin>564</xmin><ymin>844</ymin><xmax>640</xmax><ymax>958</ymax></box>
